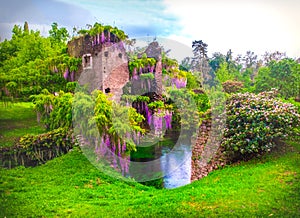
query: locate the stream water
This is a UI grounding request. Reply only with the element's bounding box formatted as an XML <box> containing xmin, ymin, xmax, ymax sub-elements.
<box><xmin>129</xmin><ymin>134</ymin><xmax>192</xmax><ymax>189</ymax></box>
<box><xmin>160</xmin><ymin>143</ymin><xmax>192</xmax><ymax>189</ymax></box>
<box><xmin>85</xmin><ymin>130</ymin><xmax>192</xmax><ymax>189</ymax></box>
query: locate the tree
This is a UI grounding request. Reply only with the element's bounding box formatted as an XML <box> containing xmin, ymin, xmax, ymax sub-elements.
<box><xmin>209</xmin><ymin>52</ymin><xmax>226</xmax><ymax>72</ymax></box>
<box><xmin>242</xmin><ymin>51</ymin><xmax>257</xmax><ymax>69</ymax></box>
<box><xmin>179</xmin><ymin>57</ymin><xmax>192</xmax><ymax>72</ymax></box>
<box><xmin>191</xmin><ymin>40</ymin><xmax>209</xmax><ymax>84</ymax></box>
<box><xmin>254</xmin><ymin>66</ymin><xmax>272</xmax><ymax>93</ymax></box>
<box><xmin>263</xmin><ymin>51</ymin><xmax>287</xmax><ymax>65</ymax></box>
<box><xmin>49</xmin><ymin>22</ymin><xmax>69</xmax><ymax>47</ymax></box>
<box><xmin>215</xmin><ymin>62</ymin><xmax>234</xmax><ymax>83</ymax></box>
<box><xmin>255</xmin><ymin>59</ymin><xmax>300</xmax><ymax>99</ymax></box>
<box><xmin>0</xmin><ymin>23</ymin><xmax>79</xmax><ymax>100</ymax></box>
<box><xmin>192</xmin><ymin>40</ymin><xmax>208</xmax><ymax>59</ymax></box>
<box><xmin>269</xmin><ymin>59</ymin><xmax>300</xmax><ymax>98</ymax></box>
<box><xmin>186</xmin><ymin>71</ymin><xmax>199</xmax><ymax>89</ymax></box>
<box><xmin>23</xmin><ymin>21</ymin><xmax>29</xmax><ymax>32</ymax></box>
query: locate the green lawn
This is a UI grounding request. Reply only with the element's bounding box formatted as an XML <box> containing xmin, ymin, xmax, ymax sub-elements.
<box><xmin>0</xmin><ymin>102</ymin><xmax>45</xmax><ymax>147</ymax></box>
<box><xmin>0</xmin><ymin>138</ymin><xmax>299</xmax><ymax>217</ymax></box>
<box><xmin>0</xmin><ymin>102</ymin><xmax>299</xmax><ymax>217</ymax></box>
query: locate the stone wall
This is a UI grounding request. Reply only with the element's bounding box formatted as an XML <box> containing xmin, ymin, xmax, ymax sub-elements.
<box><xmin>191</xmin><ymin>115</ymin><xmax>227</xmax><ymax>181</ymax></box>
<box><xmin>68</xmin><ymin>36</ymin><xmax>129</xmax><ymax>99</ymax></box>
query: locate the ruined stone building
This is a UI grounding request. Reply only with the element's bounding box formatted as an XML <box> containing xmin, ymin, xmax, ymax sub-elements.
<box><xmin>67</xmin><ymin>35</ymin><xmax>163</xmax><ymax>101</ymax></box>
<box><xmin>67</xmin><ymin>34</ymin><xmax>129</xmax><ymax>100</ymax></box>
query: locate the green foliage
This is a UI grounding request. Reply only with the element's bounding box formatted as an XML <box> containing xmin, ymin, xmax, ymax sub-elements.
<box><xmin>186</xmin><ymin>72</ymin><xmax>199</xmax><ymax>89</ymax></box>
<box><xmin>128</xmin><ymin>55</ymin><xmax>156</xmax><ymax>75</ymax></box>
<box><xmin>140</xmin><ymin>73</ymin><xmax>154</xmax><ymax>80</ymax></box>
<box><xmin>167</xmin><ymin>89</ymin><xmax>201</xmax><ymax>133</ymax></box>
<box><xmin>190</xmin><ymin>91</ymin><xmax>210</xmax><ymax>113</ymax></box>
<box><xmin>254</xmin><ymin>66</ymin><xmax>272</xmax><ymax>93</ymax></box>
<box><xmin>30</xmin><ymin>90</ymin><xmax>74</xmax><ymax>131</ymax></box>
<box><xmin>215</xmin><ymin>62</ymin><xmax>235</xmax><ymax>83</ymax></box>
<box><xmin>49</xmin><ymin>22</ymin><xmax>69</xmax><ymax>48</ymax></box>
<box><xmin>238</xmin><ymin>68</ymin><xmax>252</xmax><ymax>90</ymax></box>
<box><xmin>209</xmin><ymin>52</ymin><xmax>226</xmax><ymax>72</ymax></box>
<box><xmin>92</xmin><ymin>90</ymin><xmax>145</xmax><ymax>151</ymax></box>
<box><xmin>18</xmin><ymin>127</ymin><xmax>73</xmax><ymax>149</ymax></box>
<box><xmin>30</xmin><ymin>89</ymin><xmax>54</xmax><ymax>129</ymax></box>
<box><xmin>135</xmin><ymin>95</ymin><xmax>150</xmax><ymax>103</ymax></box>
<box><xmin>162</xmin><ymin>54</ymin><xmax>178</xmax><ymax>71</ymax></box>
<box><xmin>0</xmin><ymin>22</ymin><xmax>80</xmax><ymax>101</ymax></box>
<box><xmin>31</xmin><ymin>89</ymin><xmax>145</xmax><ymax>153</ymax></box>
<box><xmin>121</xmin><ymin>95</ymin><xmax>150</xmax><ymax>105</ymax></box>
<box><xmin>0</xmin><ymin>127</ymin><xmax>75</xmax><ymax>167</ymax></box>
<box><xmin>286</xmin><ymin>98</ymin><xmax>300</xmax><ymax>113</ymax></box>
<box><xmin>255</xmin><ymin>59</ymin><xmax>300</xmax><ymax>99</ymax></box>
<box><xmin>204</xmin><ymin>85</ymin><xmax>226</xmax><ymax>115</ymax></box>
<box><xmin>66</xmin><ymin>82</ymin><xmax>79</xmax><ymax>93</ymax></box>
<box><xmin>48</xmin><ymin>91</ymin><xmax>73</xmax><ymax>130</ymax></box>
<box><xmin>221</xmin><ymin>80</ymin><xmax>244</xmax><ymax>94</ymax></box>
<box><xmin>179</xmin><ymin>57</ymin><xmax>192</xmax><ymax>72</ymax></box>
<box><xmin>72</xmin><ymin>91</ymin><xmax>95</xmax><ymax>137</ymax></box>
<box><xmin>93</xmin><ymin>90</ymin><xmax>113</xmax><ymax>136</ymax></box>
<box><xmin>148</xmin><ymin>100</ymin><xmax>165</xmax><ymax>110</ymax></box>
<box><xmin>222</xmin><ymin>91</ymin><xmax>300</xmax><ymax>160</ymax></box>
<box><xmin>77</xmin><ymin>22</ymin><xmax>128</xmax><ymax>41</ymax></box>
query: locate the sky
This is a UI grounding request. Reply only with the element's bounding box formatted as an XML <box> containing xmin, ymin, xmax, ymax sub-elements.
<box><xmin>0</xmin><ymin>0</ymin><xmax>300</xmax><ymax>60</ymax></box>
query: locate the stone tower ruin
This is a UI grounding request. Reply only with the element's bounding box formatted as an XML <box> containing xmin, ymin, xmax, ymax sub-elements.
<box><xmin>67</xmin><ymin>34</ymin><xmax>129</xmax><ymax>100</ymax></box>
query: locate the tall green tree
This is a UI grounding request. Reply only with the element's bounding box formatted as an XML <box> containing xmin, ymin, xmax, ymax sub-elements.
<box><xmin>215</xmin><ymin>62</ymin><xmax>235</xmax><ymax>83</ymax></box>
<box><xmin>255</xmin><ymin>58</ymin><xmax>300</xmax><ymax>99</ymax></box>
<box><xmin>49</xmin><ymin>22</ymin><xmax>69</xmax><ymax>52</ymax></box>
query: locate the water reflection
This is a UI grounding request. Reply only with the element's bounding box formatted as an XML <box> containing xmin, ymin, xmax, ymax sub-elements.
<box><xmin>161</xmin><ymin>143</ymin><xmax>191</xmax><ymax>189</ymax></box>
<box><xmin>129</xmin><ymin>138</ymin><xmax>192</xmax><ymax>189</ymax></box>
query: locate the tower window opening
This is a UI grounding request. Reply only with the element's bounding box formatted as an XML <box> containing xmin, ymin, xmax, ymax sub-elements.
<box><xmin>82</xmin><ymin>54</ymin><xmax>92</xmax><ymax>68</ymax></box>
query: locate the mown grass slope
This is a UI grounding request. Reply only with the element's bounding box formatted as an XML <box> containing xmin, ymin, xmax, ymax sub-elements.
<box><xmin>0</xmin><ymin>102</ymin><xmax>44</xmax><ymax>147</ymax></box>
<box><xmin>0</xmin><ymin>140</ymin><xmax>299</xmax><ymax>217</ymax></box>
<box><xmin>0</xmin><ymin>102</ymin><xmax>299</xmax><ymax>217</ymax></box>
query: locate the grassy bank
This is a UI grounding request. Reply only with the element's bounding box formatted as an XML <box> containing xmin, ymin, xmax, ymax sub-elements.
<box><xmin>0</xmin><ymin>102</ymin><xmax>299</xmax><ymax>217</ymax></box>
<box><xmin>0</xmin><ymin>102</ymin><xmax>45</xmax><ymax>147</ymax></box>
<box><xmin>0</xmin><ymin>139</ymin><xmax>299</xmax><ymax>217</ymax></box>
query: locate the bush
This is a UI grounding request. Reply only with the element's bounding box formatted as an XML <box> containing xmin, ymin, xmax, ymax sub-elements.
<box><xmin>222</xmin><ymin>90</ymin><xmax>300</xmax><ymax>160</ymax></box>
<box><xmin>221</xmin><ymin>80</ymin><xmax>244</xmax><ymax>94</ymax></box>
<box><xmin>31</xmin><ymin>90</ymin><xmax>73</xmax><ymax>130</ymax></box>
<box><xmin>0</xmin><ymin>128</ymin><xmax>75</xmax><ymax>168</ymax></box>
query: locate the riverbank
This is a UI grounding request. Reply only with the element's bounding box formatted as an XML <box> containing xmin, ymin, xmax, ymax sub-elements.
<box><xmin>1</xmin><ymin>140</ymin><xmax>299</xmax><ymax>217</ymax></box>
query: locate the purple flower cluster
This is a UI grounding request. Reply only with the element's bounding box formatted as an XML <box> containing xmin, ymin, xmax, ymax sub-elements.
<box><xmin>91</xmin><ymin>32</ymin><xmax>111</xmax><ymax>47</ymax></box>
<box><xmin>152</xmin><ymin>108</ymin><xmax>173</xmax><ymax>136</ymax></box>
<box><xmin>171</xmin><ymin>77</ymin><xmax>187</xmax><ymax>89</ymax></box>
<box><xmin>94</xmin><ymin>134</ymin><xmax>130</xmax><ymax>176</ymax></box>
<box><xmin>63</xmin><ymin>69</ymin><xmax>69</xmax><ymax>79</ymax></box>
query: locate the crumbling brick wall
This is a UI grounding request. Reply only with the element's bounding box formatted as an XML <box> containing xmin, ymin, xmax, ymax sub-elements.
<box><xmin>191</xmin><ymin>114</ymin><xmax>227</xmax><ymax>181</ymax></box>
<box><xmin>67</xmin><ymin>36</ymin><xmax>129</xmax><ymax>99</ymax></box>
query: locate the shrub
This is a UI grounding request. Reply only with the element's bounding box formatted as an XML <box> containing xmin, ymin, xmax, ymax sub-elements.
<box><xmin>0</xmin><ymin>128</ymin><xmax>75</xmax><ymax>168</ymax></box>
<box><xmin>222</xmin><ymin>80</ymin><xmax>244</xmax><ymax>94</ymax></box>
<box><xmin>222</xmin><ymin>90</ymin><xmax>300</xmax><ymax>160</ymax></box>
<box><xmin>31</xmin><ymin>90</ymin><xmax>73</xmax><ymax>130</ymax></box>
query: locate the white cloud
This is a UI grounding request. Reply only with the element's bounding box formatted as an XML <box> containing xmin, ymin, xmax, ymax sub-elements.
<box><xmin>0</xmin><ymin>22</ymin><xmax>52</xmax><ymax>40</ymax></box>
<box><xmin>163</xmin><ymin>0</ymin><xmax>300</xmax><ymax>58</ymax></box>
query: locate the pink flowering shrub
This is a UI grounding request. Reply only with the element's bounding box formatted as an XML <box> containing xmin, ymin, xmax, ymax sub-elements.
<box><xmin>222</xmin><ymin>90</ymin><xmax>300</xmax><ymax>160</ymax></box>
<box><xmin>222</xmin><ymin>80</ymin><xmax>244</xmax><ymax>94</ymax></box>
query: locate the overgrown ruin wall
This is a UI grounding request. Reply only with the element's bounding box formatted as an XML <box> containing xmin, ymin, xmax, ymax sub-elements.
<box><xmin>67</xmin><ymin>35</ymin><xmax>129</xmax><ymax>100</ymax></box>
<box><xmin>191</xmin><ymin>117</ymin><xmax>227</xmax><ymax>181</ymax></box>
